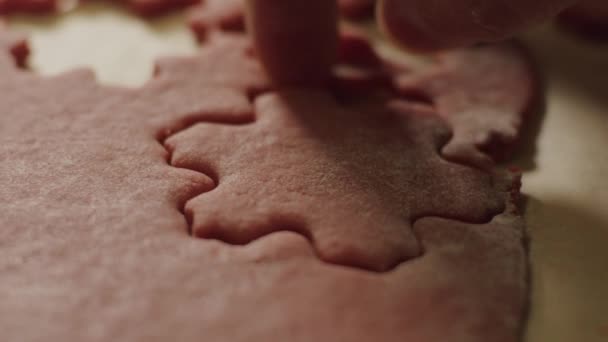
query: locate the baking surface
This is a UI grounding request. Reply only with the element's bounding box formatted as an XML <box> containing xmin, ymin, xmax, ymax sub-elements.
<box><xmin>6</xmin><ymin>2</ymin><xmax>608</xmax><ymax>341</ymax></box>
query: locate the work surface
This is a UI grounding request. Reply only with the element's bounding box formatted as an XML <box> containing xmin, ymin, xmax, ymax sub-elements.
<box><xmin>7</xmin><ymin>3</ymin><xmax>608</xmax><ymax>341</ymax></box>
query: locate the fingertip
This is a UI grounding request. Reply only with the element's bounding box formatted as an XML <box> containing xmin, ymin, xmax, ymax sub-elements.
<box><xmin>245</xmin><ymin>0</ymin><xmax>339</xmax><ymax>86</ymax></box>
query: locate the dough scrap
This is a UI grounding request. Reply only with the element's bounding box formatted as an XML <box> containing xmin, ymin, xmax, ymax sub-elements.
<box><xmin>188</xmin><ymin>0</ymin><xmax>376</xmax><ymax>42</ymax></box>
<box><xmin>0</xmin><ymin>0</ymin><xmax>55</xmax><ymax>14</ymax></box>
<box><xmin>124</xmin><ymin>0</ymin><xmax>200</xmax><ymax>17</ymax></box>
<box><xmin>395</xmin><ymin>42</ymin><xmax>539</xmax><ymax>167</ymax></box>
<box><xmin>0</xmin><ymin>0</ymin><xmax>198</xmax><ymax>16</ymax></box>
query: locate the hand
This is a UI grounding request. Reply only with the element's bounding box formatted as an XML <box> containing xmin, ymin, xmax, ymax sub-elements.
<box><xmin>245</xmin><ymin>0</ymin><xmax>339</xmax><ymax>86</ymax></box>
<box><xmin>380</xmin><ymin>0</ymin><xmax>577</xmax><ymax>50</ymax></box>
<box><xmin>246</xmin><ymin>0</ymin><xmax>578</xmax><ymax>85</ymax></box>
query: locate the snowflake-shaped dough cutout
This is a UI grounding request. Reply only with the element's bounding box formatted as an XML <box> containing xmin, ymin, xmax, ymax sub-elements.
<box><xmin>166</xmin><ymin>89</ymin><xmax>515</xmax><ymax>272</ymax></box>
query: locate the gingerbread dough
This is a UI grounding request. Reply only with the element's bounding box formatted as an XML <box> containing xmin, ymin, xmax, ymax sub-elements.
<box><xmin>0</xmin><ymin>22</ymin><xmax>529</xmax><ymax>342</ymax></box>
